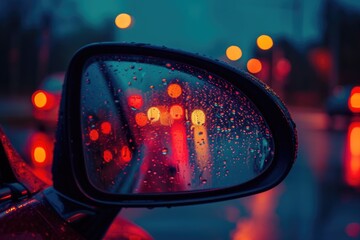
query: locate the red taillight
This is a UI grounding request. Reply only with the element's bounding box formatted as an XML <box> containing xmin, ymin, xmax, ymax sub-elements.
<box><xmin>29</xmin><ymin>132</ymin><xmax>53</xmax><ymax>166</ymax></box>
<box><xmin>31</xmin><ymin>90</ymin><xmax>55</xmax><ymax>110</ymax></box>
<box><xmin>349</xmin><ymin>86</ymin><xmax>360</xmax><ymax>113</ymax></box>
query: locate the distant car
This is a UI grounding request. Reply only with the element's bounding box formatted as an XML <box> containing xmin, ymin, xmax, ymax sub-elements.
<box><xmin>31</xmin><ymin>73</ymin><xmax>64</xmax><ymax>130</ymax></box>
<box><xmin>326</xmin><ymin>85</ymin><xmax>360</xmax><ymax>117</ymax></box>
<box><xmin>26</xmin><ymin>73</ymin><xmax>64</xmax><ymax>184</ymax></box>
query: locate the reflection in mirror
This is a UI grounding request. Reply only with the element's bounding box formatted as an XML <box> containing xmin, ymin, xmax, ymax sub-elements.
<box><xmin>80</xmin><ymin>54</ymin><xmax>274</xmax><ymax>194</ymax></box>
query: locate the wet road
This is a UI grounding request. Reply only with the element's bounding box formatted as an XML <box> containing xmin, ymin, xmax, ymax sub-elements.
<box><xmin>1</xmin><ymin>108</ymin><xmax>360</xmax><ymax>240</ymax></box>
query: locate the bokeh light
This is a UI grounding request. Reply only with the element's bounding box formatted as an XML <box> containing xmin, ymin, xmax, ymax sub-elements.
<box><xmin>34</xmin><ymin>147</ymin><xmax>46</xmax><ymax>163</ymax></box>
<box><xmin>226</xmin><ymin>45</ymin><xmax>242</xmax><ymax>61</ymax></box>
<box><xmin>167</xmin><ymin>83</ymin><xmax>182</xmax><ymax>98</ymax></box>
<box><xmin>115</xmin><ymin>13</ymin><xmax>132</xmax><ymax>29</ymax></box>
<box><xmin>247</xmin><ymin>58</ymin><xmax>262</xmax><ymax>74</ymax></box>
<box><xmin>257</xmin><ymin>35</ymin><xmax>273</xmax><ymax>50</ymax></box>
<box><xmin>32</xmin><ymin>91</ymin><xmax>47</xmax><ymax>109</ymax></box>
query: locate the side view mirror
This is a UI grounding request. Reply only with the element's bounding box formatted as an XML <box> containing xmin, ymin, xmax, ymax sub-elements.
<box><xmin>52</xmin><ymin>43</ymin><xmax>297</xmax><ymax>207</ymax></box>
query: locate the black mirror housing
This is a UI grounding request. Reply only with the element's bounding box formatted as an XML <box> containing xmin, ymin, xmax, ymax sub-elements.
<box><xmin>52</xmin><ymin>43</ymin><xmax>297</xmax><ymax>207</ymax></box>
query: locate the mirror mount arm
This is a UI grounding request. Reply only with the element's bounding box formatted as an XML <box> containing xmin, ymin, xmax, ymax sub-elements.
<box><xmin>43</xmin><ymin>187</ymin><xmax>120</xmax><ymax>239</ymax></box>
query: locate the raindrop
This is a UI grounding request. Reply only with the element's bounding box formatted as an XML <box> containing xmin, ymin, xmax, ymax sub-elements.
<box><xmin>162</xmin><ymin>148</ymin><xmax>168</xmax><ymax>155</ymax></box>
<box><xmin>201</xmin><ymin>179</ymin><xmax>207</xmax><ymax>184</ymax></box>
<box><xmin>86</xmin><ymin>78</ymin><xmax>91</xmax><ymax>84</ymax></box>
<box><xmin>133</xmin><ymin>76</ymin><xmax>137</xmax><ymax>80</ymax></box>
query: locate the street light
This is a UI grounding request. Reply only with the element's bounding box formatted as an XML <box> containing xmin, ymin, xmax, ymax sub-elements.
<box><xmin>115</xmin><ymin>13</ymin><xmax>133</xmax><ymax>29</ymax></box>
<box><xmin>257</xmin><ymin>35</ymin><xmax>273</xmax><ymax>50</ymax></box>
<box><xmin>226</xmin><ymin>45</ymin><xmax>242</xmax><ymax>61</ymax></box>
<box><xmin>247</xmin><ymin>58</ymin><xmax>262</xmax><ymax>74</ymax></box>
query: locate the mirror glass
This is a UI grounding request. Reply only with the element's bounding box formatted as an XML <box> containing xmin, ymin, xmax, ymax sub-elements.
<box><xmin>80</xmin><ymin>54</ymin><xmax>274</xmax><ymax>194</ymax></box>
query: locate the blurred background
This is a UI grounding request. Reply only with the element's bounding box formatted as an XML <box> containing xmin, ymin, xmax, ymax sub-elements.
<box><xmin>0</xmin><ymin>0</ymin><xmax>360</xmax><ymax>239</ymax></box>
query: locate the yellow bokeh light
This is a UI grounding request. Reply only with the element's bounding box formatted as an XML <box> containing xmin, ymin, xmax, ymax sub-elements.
<box><xmin>191</xmin><ymin>109</ymin><xmax>206</xmax><ymax>126</ymax></box>
<box><xmin>257</xmin><ymin>35</ymin><xmax>273</xmax><ymax>50</ymax></box>
<box><xmin>247</xmin><ymin>58</ymin><xmax>262</xmax><ymax>74</ymax></box>
<box><xmin>226</xmin><ymin>45</ymin><xmax>242</xmax><ymax>61</ymax></box>
<box><xmin>34</xmin><ymin>147</ymin><xmax>46</xmax><ymax>163</ymax></box>
<box><xmin>115</xmin><ymin>13</ymin><xmax>132</xmax><ymax>29</ymax></box>
<box><xmin>147</xmin><ymin>107</ymin><xmax>161</xmax><ymax>122</ymax></box>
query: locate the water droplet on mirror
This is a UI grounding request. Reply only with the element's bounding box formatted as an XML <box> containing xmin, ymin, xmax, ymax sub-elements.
<box><xmin>86</xmin><ymin>78</ymin><xmax>91</xmax><ymax>84</ymax></box>
<box><xmin>162</xmin><ymin>148</ymin><xmax>168</xmax><ymax>155</ymax></box>
<box><xmin>201</xmin><ymin>179</ymin><xmax>207</xmax><ymax>184</ymax></box>
<box><xmin>130</xmin><ymin>65</ymin><xmax>135</xmax><ymax>69</ymax></box>
<box><xmin>133</xmin><ymin>76</ymin><xmax>137</xmax><ymax>80</ymax></box>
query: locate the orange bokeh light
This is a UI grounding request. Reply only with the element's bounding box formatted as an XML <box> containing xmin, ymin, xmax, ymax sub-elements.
<box><xmin>34</xmin><ymin>147</ymin><xmax>46</xmax><ymax>163</ymax></box>
<box><xmin>345</xmin><ymin>122</ymin><xmax>360</xmax><ymax>187</ymax></box>
<box><xmin>257</xmin><ymin>35</ymin><xmax>273</xmax><ymax>50</ymax></box>
<box><xmin>349</xmin><ymin>87</ymin><xmax>360</xmax><ymax>113</ymax></box>
<box><xmin>135</xmin><ymin>112</ymin><xmax>148</xmax><ymax>127</ymax></box>
<box><xmin>115</xmin><ymin>13</ymin><xmax>132</xmax><ymax>29</ymax></box>
<box><xmin>32</xmin><ymin>91</ymin><xmax>47</xmax><ymax>109</ymax></box>
<box><xmin>101</xmin><ymin>122</ymin><xmax>112</xmax><ymax>134</ymax></box>
<box><xmin>226</xmin><ymin>45</ymin><xmax>242</xmax><ymax>61</ymax></box>
<box><xmin>167</xmin><ymin>83</ymin><xmax>182</xmax><ymax>98</ymax></box>
<box><xmin>89</xmin><ymin>129</ymin><xmax>99</xmax><ymax>141</ymax></box>
<box><xmin>247</xmin><ymin>58</ymin><xmax>262</xmax><ymax>74</ymax></box>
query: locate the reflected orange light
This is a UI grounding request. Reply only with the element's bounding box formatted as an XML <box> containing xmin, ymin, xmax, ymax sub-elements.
<box><xmin>101</xmin><ymin>122</ymin><xmax>112</xmax><ymax>134</ymax></box>
<box><xmin>34</xmin><ymin>147</ymin><xmax>46</xmax><ymax>163</ymax></box>
<box><xmin>257</xmin><ymin>35</ymin><xmax>273</xmax><ymax>50</ymax></box>
<box><xmin>103</xmin><ymin>150</ymin><xmax>113</xmax><ymax>162</ymax></box>
<box><xmin>345</xmin><ymin>122</ymin><xmax>360</xmax><ymax>187</ymax></box>
<box><xmin>128</xmin><ymin>94</ymin><xmax>143</xmax><ymax>109</ymax></box>
<box><xmin>167</xmin><ymin>83</ymin><xmax>182</xmax><ymax>98</ymax></box>
<box><xmin>135</xmin><ymin>112</ymin><xmax>148</xmax><ymax>127</ymax></box>
<box><xmin>247</xmin><ymin>58</ymin><xmax>262</xmax><ymax>74</ymax></box>
<box><xmin>115</xmin><ymin>13</ymin><xmax>132</xmax><ymax>29</ymax></box>
<box><xmin>121</xmin><ymin>146</ymin><xmax>132</xmax><ymax>162</ymax></box>
<box><xmin>147</xmin><ymin>107</ymin><xmax>161</xmax><ymax>122</ymax></box>
<box><xmin>33</xmin><ymin>91</ymin><xmax>47</xmax><ymax>108</ymax></box>
<box><xmin>192</xmin><ymin>125</ymin><xmax>210</xmax><ymax>170</ymax></box>
<box><xmin>191</xmin><ymin>109</ymin><xmax>206</xmax><ymax>126</ymax></box>
<box><xmin>170</xmin><ymin>105</ymin><xmax>184</xmax><ymax>120</ymax></box>
<box><xmin>89</xmin><ymin>129</ymin><xmax>99</xmax><ymax>141</ymax></box>
<box><xmin>171</xmin><ymin>122</ymin><xmax>191</xmax><ymax>186</ymax></box>
<box><xmin>226</xmin><ymin>45</ymin><xmax>242</xmax><ymax>61</ymax></box>
<box><xmin>349</xmin><ymin>87</ymin><xmax>360</xmax><ymax>113</ymax></box>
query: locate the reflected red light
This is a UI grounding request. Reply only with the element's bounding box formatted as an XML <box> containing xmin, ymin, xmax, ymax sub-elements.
<box><xmin>89</xmin><ymin>129</ymin><xmax>99</xmax><ymax>141</ymax></box>
<box><xmin>349</xmin><ymin>87</ymin><xmax>360</xmax><ymax>113</ymax></box>
<box><xmin>121</xmin><ymin>146</ymin><xmax>132</xmax><ymax>162</ymax></box>
<box><xmin>101</xmin><ymin>122</ymin><xmax>112</xmax><ymax>134</ymax></box>
<box><xmin>135</xmin><ymin>112</ymin><xmax>148</xmax><ymax>127</ymax></box>
<box><xmin>345</xmin><ymin>122</ymin><xmax>360</xmax><ymax>187</ymax></box>
<box><xmin>128</xmin><ymin>94</ymin><xmax>143</xmax><ymax>109</ymax></box>
<box><xmin>346</xmin><ymin>222</ymin><xmax>360</xmax><ymax>238</ymax></box>
<box><xmin>103</xmin><ymin>150</ymin><xmax>113</xmax><ymax>162</ymax></box>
